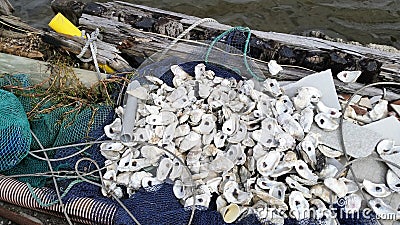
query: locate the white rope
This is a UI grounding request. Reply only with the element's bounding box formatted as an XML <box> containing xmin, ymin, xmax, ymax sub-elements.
<box><xmin>160</xmin><ymin>18</ymin><xmax>218</xmax><ymax>58</ymax></box>
<box><xmin>30</xmin><ymin>130</ymin><xmax>74</xmax><ymax>225</ymax></box>
<box><xmin>77</xmin><ymin>28</ymin><xmax>102</xmax><ymax>80</ymax></box>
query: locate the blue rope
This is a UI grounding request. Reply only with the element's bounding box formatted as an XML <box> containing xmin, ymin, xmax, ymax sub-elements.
<box><xmin>204</xmin><ymin>26</ymin><xmax>265</xmax><ymax>81</ymax></box>
<box><xmin>27</xmin><ymin>179</ymin><xmax>84</xmax><ymax>207</ymax></box>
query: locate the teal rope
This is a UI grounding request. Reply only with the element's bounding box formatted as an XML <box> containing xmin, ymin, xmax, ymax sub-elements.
<box><xmin>27</xmin><ymin>179</ymin><xmax>83</xmax><ymax>207</ymax></box>
<box><xmin>204</xmin><ymin>26</ymin><xmax>265</xmax><ymax>81</ymax></box>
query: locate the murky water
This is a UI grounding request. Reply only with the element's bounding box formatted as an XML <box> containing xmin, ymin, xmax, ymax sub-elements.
<box><xmin>10</xmin><ymin>0</ymin><xmax>400</xmax><ymax>48</ymax></box>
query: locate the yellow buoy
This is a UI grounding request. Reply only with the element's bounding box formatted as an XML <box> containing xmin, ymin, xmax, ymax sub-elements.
<box><xmin>48</xmin><ymin>13</ymin><xmax>82</xmax><ymax>37</ymax></box>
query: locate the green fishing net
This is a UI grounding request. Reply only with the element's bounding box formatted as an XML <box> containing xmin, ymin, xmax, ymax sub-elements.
<box><xmin>0</xmin><ymin>89</ymin><xmax>31</xmax><ymax>171</ymax></box>
<box><xmin>0</xmin><ymin>73</ymin><xmax>114</xmax><ymax>187</ymax></box>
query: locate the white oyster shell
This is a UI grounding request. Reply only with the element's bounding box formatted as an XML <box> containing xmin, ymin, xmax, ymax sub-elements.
<box><xmin>299</xmin><ymin>107</ymin><xmax>314</xmax><ymax>133</ymax></box>
<box><xmin>256</xmin><ymin>151</ymin><xmax>281</xmax><ymax>176</ymax></box>
<box><xmin>173</xmin><ymin>179</ymin><xmax>186</xmax><ymax>199</ymax></box>
<box><xmin>256</xmin><ymin>177</ymin><xmax>279</xmax><ymax>190</ymax></box>
<box><xmin>316</xmin><ymin>101</ymin><xmax>341</xmax><ymax>118</ymax></box>
<box><xmin>387</xmin><ymin>169</ymin><xmax>400</xmax><ymax>192</ymax></box>
<box><xmin>363</xmin><ymin>179</ymin><xmax>391</xmax><ymax>198</ymax></box>
<box><xmin>277</xmin><ymin>113</ymin><xmax>304</xmax><ymax>140</ymax></box>
<box><xmin>310</xmin><ymin>184</ymin><xmax>332</xmax><ymax>203</ymax></box>
<box><xmin>179</xmin><ymin>131</ymin><xmax>201</xmax><ymax>152</ymax></box>
<box><xmin>376</xmin><ymin>139</ymin><xmax>398</xmax><ymax>155</ymax></box>
<box><xmin>292</xmin><ymin>87</ymin><xmax>321</xmax><ymax>110</ymax></box>
<box><xmin>369</xmin><ymin>198</ymin><xmax>397</xmax><ymax>216</ymax></box>
<box><xmin>208</xmin><ymin>154</ymin><xmax>234</xmax><ymax>173</ymax></box>
<box><xmin>156</xmin><ymin>157</ymin><xmax>173</xmax><ymax>180</ymax></box>
<box><xmin>223</xmin><ymin>181</ymin><xmax>252</xmax><ymax>205</ymax></box>
<box><xmin>222</xmin><ymin>115</ymin><xmax>239</xmax><ymax>135</ymax></box>
<box><xmin>227</xmin><ymin>122</ymin><xmax>247</xmax><ymax>143</ymax></box>
<box><xmin>141</xmin><ymin>146</ymin><xmax>164</xmax><ymax>165</ymax></box>
<box><xmin>294</xmin><ymin>160</ymin><xmax>318</xmax><ymax>182</ymax></box>
<box><xmin>220</xmin><ymin>203</ymin><xmax>242</xmax><ymax>224</ymax></box>
<box><xmin>285</xmin><ymin>177</ymin><xmax>311</xmax><ymax>198</ymax></box>
<box><xmin>369</xmin><ymin>100</ymin><xmax>388</xmax><ymax>121</ymax></box>
<box><xmin>318</xmin><ymin>145</ymin><xmax>342</xmax><ymax>158</ymax></box>
<box><xmin>146</xmin><ymin>111</ymin><xmax>177</xmax><ymax>125</ymax></box>
<box><xmin>141</xmin><ymin>176</ymin><xmax>162</xmax><ymax>189</ymax></box>
<box><xmin>314</xmin><ymin>113</ymin><xmax>339</xmax><ymax>131</ymax></box>
<box><xmin>289</xmin><ymin>191</ymin><xmax>309</xmax><ymax>220</ymax></box>
<box><xmin>337</xmin><ymin>71</ymin><xmax>362</xmax><ymax>83</ymax></box>
<box><xmin>129</xmin><ymin>171</ymin><xmax>152</xmax><ymax>190</ymax></box>
<box><xmin>192</xmin><ymin>114</ymin><xmax>217</xmax><ymax>135</ymax></box>
<box><xmin>324</xmin><ymin>177</ymin><xmax>348</xmax><ymax>198</ymax></box>
<box><xmin>269</xmin><ymin>182</ymin><xmax>286</xmax><ymax>201</ymax></box>
<box><xmin>104</xmin><ymin>118</ymin><xmax>122</xmax><ymax>140</ymax></box>
<box><xmin>267</xmin><ymin>60</ymin><xmax>283</xmax><ymax>76</ymax></box>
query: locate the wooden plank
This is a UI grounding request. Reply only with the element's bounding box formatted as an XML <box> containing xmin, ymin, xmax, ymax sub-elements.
<box><xmin>114</xmin><ymin>1</ymin><xmax>400</xmax><ymax>63</ymax></box>
<box><xmin>0</xmin><ymin>0</ymin><xmax>13</xmax><ymax>16</ymax></box>
<box><xmin>77</xmin><ymin>3</ymin><xmax>400</xmax><ymax>99</ymax></box>
<box><xmin>88</xmin><ymin>1</ymin><xmax>399</xmax><ymax>84</ymax></box>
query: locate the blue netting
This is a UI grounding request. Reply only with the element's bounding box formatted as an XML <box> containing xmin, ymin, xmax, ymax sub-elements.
<box><xmin>160</xmin><ymin>61</ymin><xmax>243</xmax><ymax>87</ymax></box>
<box><xmin>333</xmin><ymin>202</ymin><xmax>378</xmax><ymax>225</ymax></box>
<box><xmin>112</xmin><ymin>184</ymin><xmax>262</xmax><ymax>225</ymax></box>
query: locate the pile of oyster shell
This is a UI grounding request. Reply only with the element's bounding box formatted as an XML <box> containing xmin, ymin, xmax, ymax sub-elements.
<box><xmin>99</xmin><ymin>63</ymin><xmax>399</xmax><ymax>224</ymax></box>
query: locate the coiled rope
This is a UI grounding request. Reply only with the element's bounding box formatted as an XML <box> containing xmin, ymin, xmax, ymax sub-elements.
<box><xmin>205</xmin><ymin>26</ymin><xmax>265</xmax><ymax>81</ymax></box>
<box><xmin>77</xmin><ymin>28</ymin><xmax>102</xmax><ymax>81</ymax></box>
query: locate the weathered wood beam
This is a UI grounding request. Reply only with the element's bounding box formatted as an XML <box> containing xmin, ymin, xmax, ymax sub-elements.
<box><xmin>76</xmin><ymin>3</ymin><xmax>399</xmax><ymax>100</ymax></box>
<box><xmin>117</xmin><ymin>2</ymin><xmax>400</xmax><ymax>57</ymax></box>
<box><xmin>114</xmin><ymin>0</ymin><xmax>400</xmax><ymax>63</ymax></box>
<box><xmin>0</xmin><ymin>0</ymin><xmax>13</xmax><ymax>16</ymax></box>
<box><xmin>76</xmin><ymin>1</ymin><xmax>399</xmax><ymax>86</ymax></box>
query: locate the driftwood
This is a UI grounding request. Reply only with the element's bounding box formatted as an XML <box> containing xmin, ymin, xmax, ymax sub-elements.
<box><xmin>73</xmin><ymin>1</ymin><xmax>400</xmax><ymax>78</ymax></box>
<box><xmin>0</xmin><ymin>0</ymin><xmax>13</xmax><ymax>16</ymax></box>
<box><xmin>57</xmin><ymin>0</ymin><xmax>400</xmax><ymax>99</ymax></box>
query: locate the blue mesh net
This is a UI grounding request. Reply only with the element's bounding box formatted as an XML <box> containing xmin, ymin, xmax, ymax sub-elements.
<box><xmin>112</xmin><ymin>184</ymin><xmax>262</xmax><ymax>225</ymax></box>
<box><xmin>333</xmin><ymin>202</ymin><xmax>378</xmax><ymax>225</ymax></box>
<box><xmin>160</xmin><ymin>61</ymin><xmax>243</xmax><ymax>87</ymax></box>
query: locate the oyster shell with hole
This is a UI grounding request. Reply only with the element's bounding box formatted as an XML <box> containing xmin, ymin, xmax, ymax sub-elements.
<box><xmin>363</xmin><ymin>179</ymin><xmax>391</xmax><ymax>198</ymax></box>
<box><xmin>289</xmin><ymin>191</ymin><xmax>310</xmax><ymax>220</ymax></box>
<box><xmin>104</xmin><ymin>118</ymin><xmax>122</xmax><ymax>140</ymax></box>
<box><xmin>314</xmin><ymin>113</ymin><xmax>339</xmax><ymax>131</ymax></box>
<box><xmin>337</xmin><ymin>71</ymin><xmax>362</xmax><ymax>83</ymax></box>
